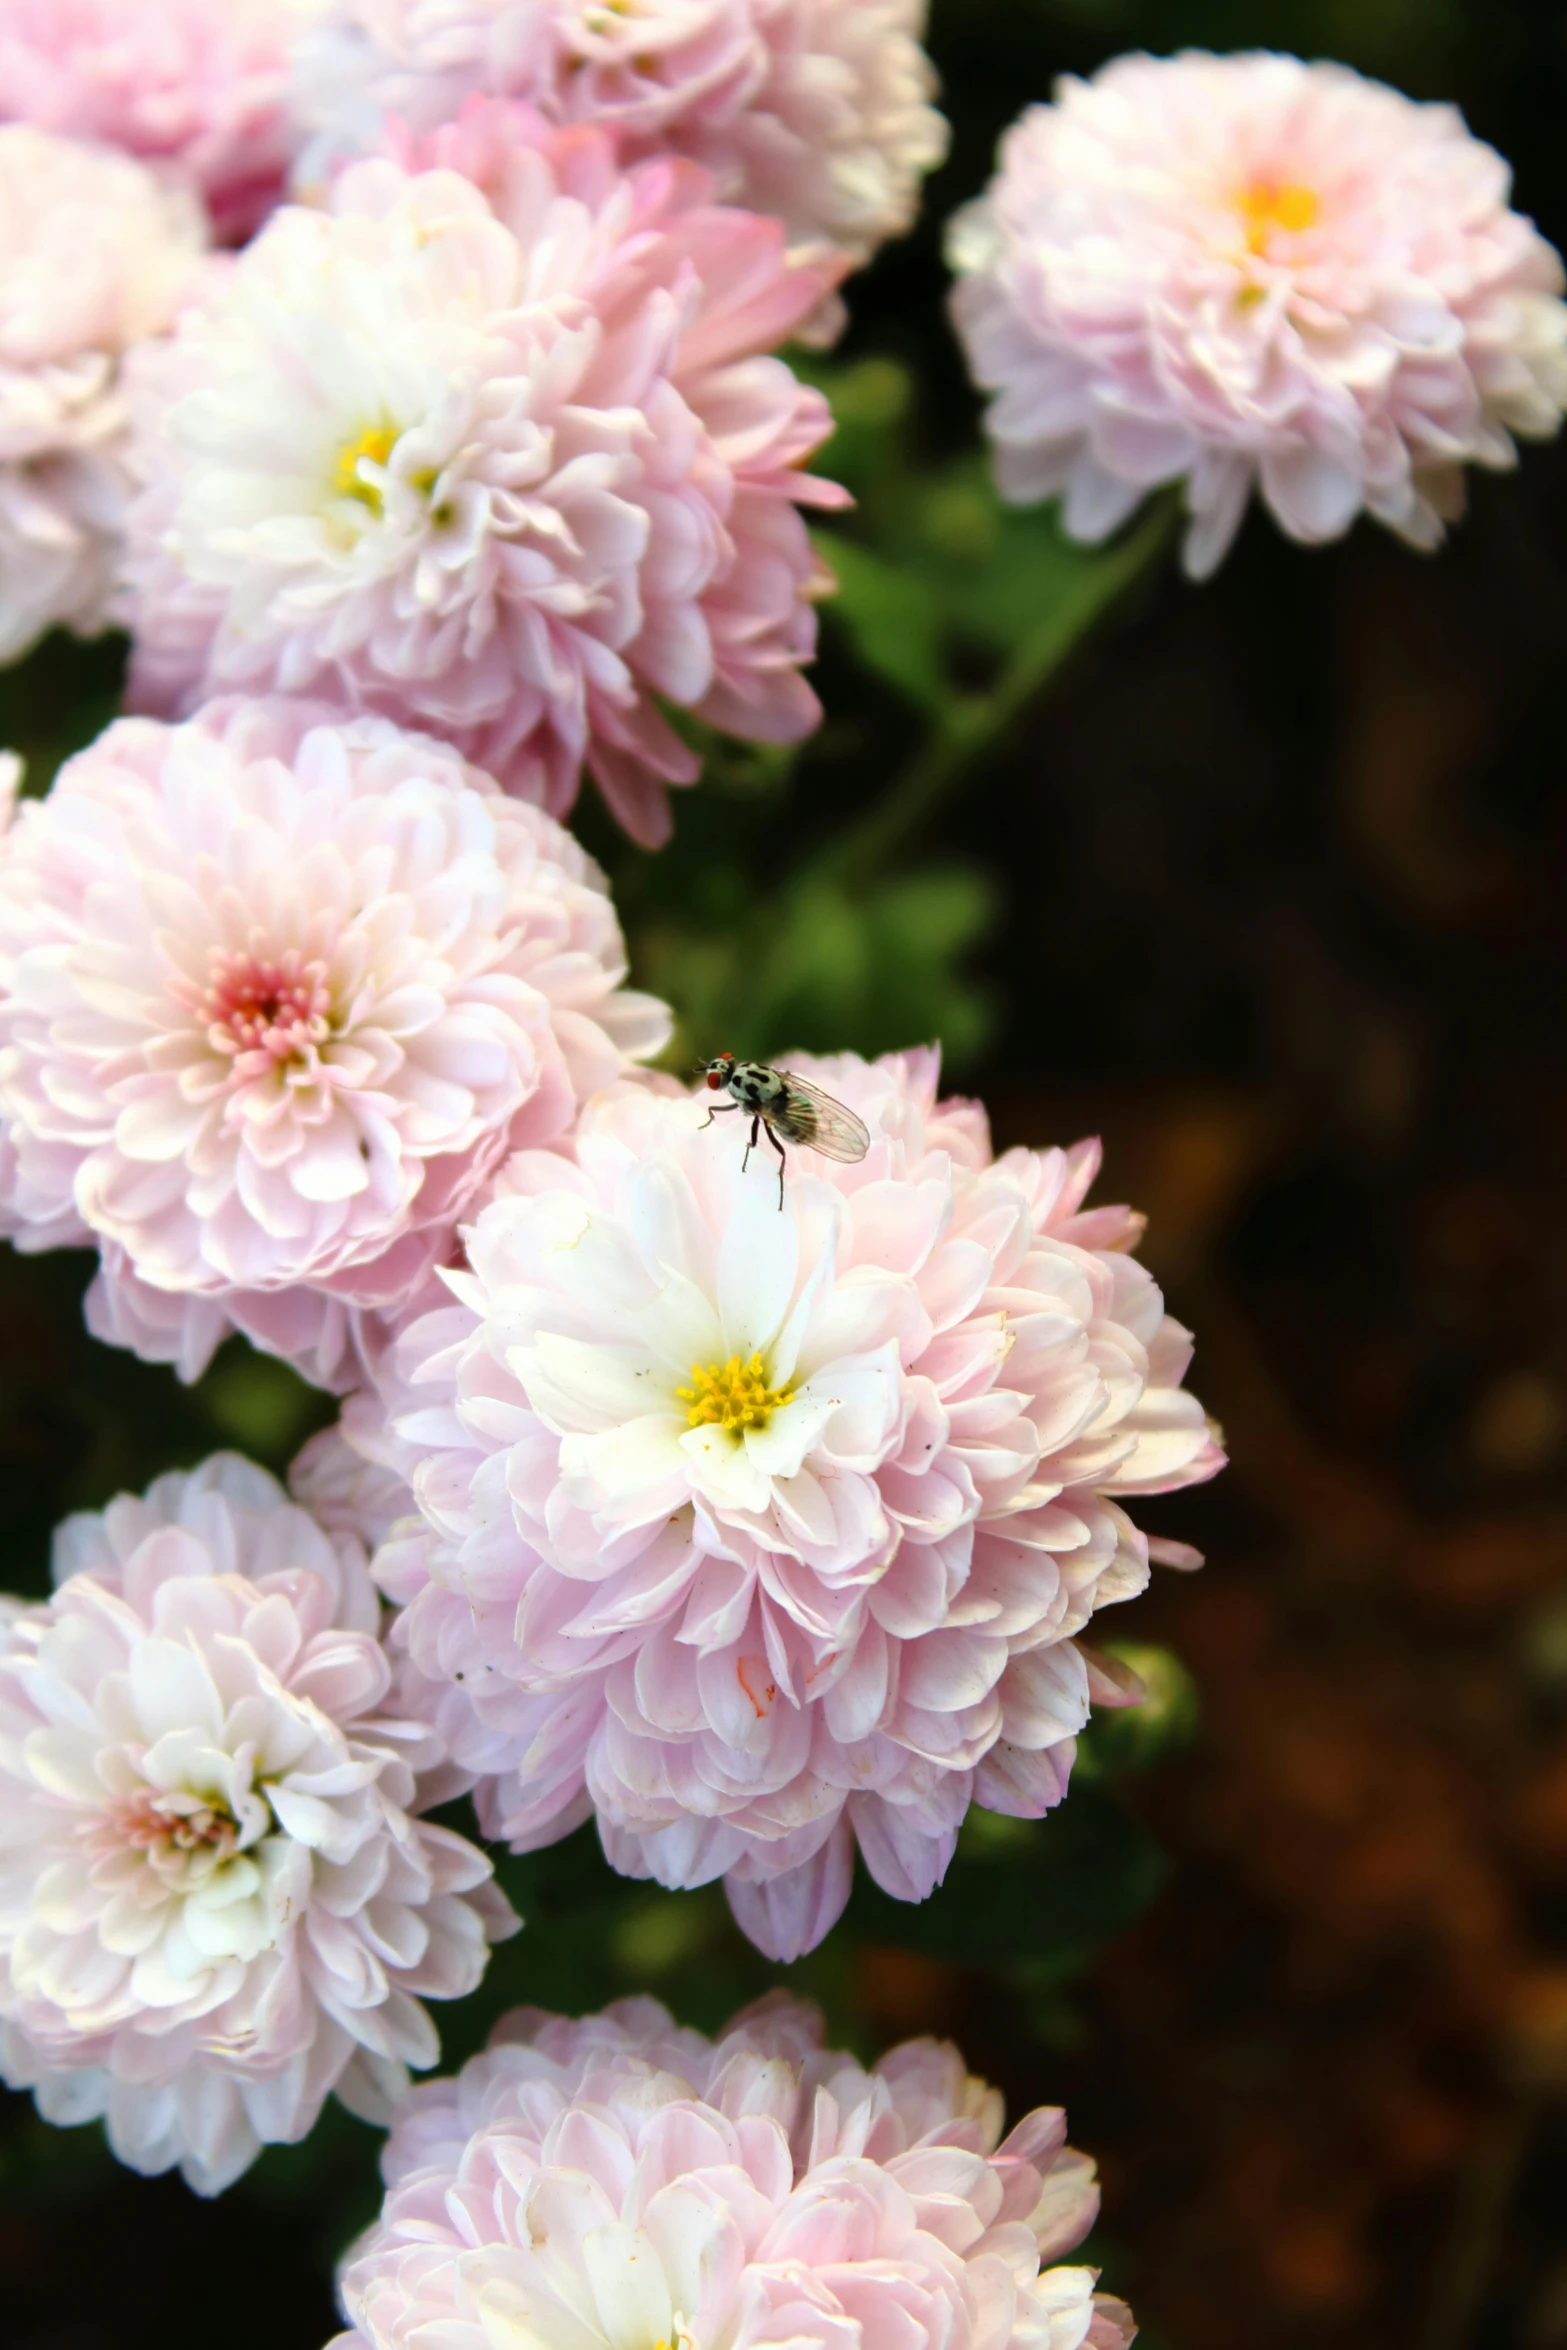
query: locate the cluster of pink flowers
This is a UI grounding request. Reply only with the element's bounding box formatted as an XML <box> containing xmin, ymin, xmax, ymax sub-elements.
<box><xmin>291</xmin><ymin>0</ymin><xmax>949</xmax><ymax>300</ymax></box>
<box><xmin>950</xmin><ymin>50</ymin><xmax>1567</xmax><ymax>575</ymax></box>
<box><xmin>331</xmin><ymin>1994</ymin><xmax>1134</xmax><ymax>2350</ymax></box>
<box><xmin>8</xmin><ymin>11</ymin><xmax>1560</xmax><ymax>2333</ymax></box>
<box><xmin>349</xmin><ymin>1049</ymin><xmax>1220</xmax><ymax>1957</ymax></box>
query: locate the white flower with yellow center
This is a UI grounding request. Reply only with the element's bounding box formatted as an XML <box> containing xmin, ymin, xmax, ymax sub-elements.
<box><xmin>121</xmin><ymin>138</ymin><xmax>845</xmax><ymax>844</ymax></box>
<box><xmin>950</xmin><ymin>50</ymin><xmax>1567</xmax><ymax>577</ymax></box>
<box><xmin>368</xmin><ymin>1051</ymin><xmax>1223</xmax><ymax>1958</ymax></box>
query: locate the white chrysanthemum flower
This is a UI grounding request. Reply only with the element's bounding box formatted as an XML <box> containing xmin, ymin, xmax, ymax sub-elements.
<box><xmin>121</xmin><ymin>139</ymin><xmax>846</xmax><ymax>844</ymax></box>
<box><xmin>949</xmin><ymin>51</ymin><xmax>1567</xmax><ymax>577</ymax></box>
<box><xmin>290</xmin><ymin>0</ymin><xmax>948</xmax><ymax>293</ymax></box>
<box><xmin>0</xmin><ymin>123</ymin><xmax>205</xmax><ymax>665</ymax></box>
<box><xmin>359</xmin><ymin>1051</ymin><xmax>1222</xmax><ymax>1958</ymax></box>
<box><xmin>0</xmin><ymin>697</ymin><xmax>670</xmax><ymax>1389</ymax></box>
<box><xmin>0</xmin><ymin>1454</ymin><xmax>517</xmax><ymax>2196</ymax></box>
<box><xmin>330</xmin><ymin>1994</ymin><xmax>1134</xmax><ymax>2350</ymax></box>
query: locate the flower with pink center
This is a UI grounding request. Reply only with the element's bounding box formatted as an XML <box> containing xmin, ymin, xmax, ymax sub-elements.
<box><xmin>120</xmin><ymin>130</ymin><xmax>848</xmax><ymax>846</ymax></box>
<box><xmin>359</xmin><ymin>1049</ymin><xmax>1222</xmax><ymax>1958</ymax></box>
<box><xmin>948</xmin><ymin>50</ymin><xmax>1567</xmax><ymax>578</ymax></box>
<box><xmin>0</xmin><ymin>697</ymin><xmax>669</xmax><ymax>1390</ymax></box>
<box><xmin>291</xmin><ymin>0</ymin><xmax>947</xmax><ymax>302</ymax></box>
<box><xmin>0</xmin><ymin>1454</ymin><xmax>517</xmax><ymax>2196</ymax></box>
<box><xmin>0</xmin><ymin>0</ymin><xmax>312</xmax><ymax>242</ymax></box>
<box><xmin>0</xmin><ymin>123</ymin><xmax>205</xmax><ymax>666</ymax></box>
<box><xmin>331</xmin><ymin>1992</ymin><xmax>1133</xmax><ymax>2350</ymax></box>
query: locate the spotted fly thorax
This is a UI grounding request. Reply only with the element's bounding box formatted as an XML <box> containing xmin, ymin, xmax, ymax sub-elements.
<box><xmin>698</xmin><ymin>1054</ymin><xmax>872</xmax><ymax>1206</ymax></box>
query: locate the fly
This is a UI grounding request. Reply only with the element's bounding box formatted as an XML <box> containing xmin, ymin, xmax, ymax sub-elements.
<box><xmin>700</xmin><ymin>1052</ymin><xmax>871</xmax><ymax>1208</ymax></box>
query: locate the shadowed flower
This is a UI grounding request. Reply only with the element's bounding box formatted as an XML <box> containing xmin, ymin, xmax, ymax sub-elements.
<box><xmin>121</xmin><ymin>128</ymin><xmax>848</xmax><ymax>845</ymax></box>
<box><xmin>360</xmin><ymin>1049</ymin><xmax>1222</xmax><ymax>1958</ymax></box>
<box><xmin>0</xmin><ymin>0</ymin><xmax>307</xmax><ymax>241</ymax></box>
<box><xmin>0</xmin><ymin>123</ymin><xmax>205</xmax><ymax>666</ymax></box>
<box><xmin>0</xmin><ymin>1454</ymin><xmax>516</xmax><ymax>2196</ymax></box>
<box><xmin>0</xmin><ymin>697</ymin><xmax>669</xmax><ymax>1389</ymax></box>
<box><xmin>330</xmin><ymin>1992</ymin><xmax>1134</xmax><ymax>2350</ymax></box>
<box><xmin>948</xmin><ymin>50</ymin><xmax>1567</xmax><ymax>577</ymax></box>
<box><xmin>291</xmin><ymin>0</ymin><xmax>947</xmax><ymax>309</ymax></box>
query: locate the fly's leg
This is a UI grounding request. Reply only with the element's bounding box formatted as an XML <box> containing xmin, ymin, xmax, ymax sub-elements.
<box><xmin>742</xmin><ymin>1114</ymin><xmax>760</xmax><ymax>1173</ymax></box>
<box><xmin>766</xmin><ymin>1122</ymin><xmax>787</xmax><ymax>1210</ymax></box>
<box><xmin>700</xmin><ymin>1102</ymin><xmax>744</xmax><ymax>1132</ymax></box>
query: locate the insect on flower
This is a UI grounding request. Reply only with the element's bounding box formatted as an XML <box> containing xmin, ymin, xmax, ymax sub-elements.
<box><xmin>701</xmin><ymin>1052</ymin><xmax>871</xmax><ymax>1206</ymax></box>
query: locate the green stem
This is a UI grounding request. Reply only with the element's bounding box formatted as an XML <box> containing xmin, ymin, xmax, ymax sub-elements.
<box><xmin>824</xmin><ymin>500</ymin><xmax>1176</xmax><ymax>890</ymax></box>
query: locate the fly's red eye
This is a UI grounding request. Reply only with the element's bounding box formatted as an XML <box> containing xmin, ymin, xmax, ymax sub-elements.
<box><xmin>706</xmin><ymin>1071</ymin><xmax>723</xmax><ymax>1089</ymax></box>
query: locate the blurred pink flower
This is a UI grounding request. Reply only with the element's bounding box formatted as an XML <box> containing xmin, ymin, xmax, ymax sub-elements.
<box><xmin>0</xmin><ymin>698</ymin><xmax>669</xmax><ymax>1389</ymax></box>
<box><xmin>362</xmin><ymin>1049</ymin><xmax>1222</xmax><ymax>1958</ymax></box>
<box><xmin>0</xmin><ymin>1454</ymin><xmax>516</xmax><ymax>2197</ymax></box>
<box><xmin>121</xmin><ymin>133</ymin><xmax>847</xmax><ymax>846</ymax></box>
<box><xmin>292</xmin><ymin>0</ymin><xmax>947</xmax><ymax>304</ymax></box>
<box><xmin>0</xmin><ymin>124</ymin><xmax>205</xmax><ymax>665</ymax></box>
<box><xmin>948</xmin><ymin>50</ymin><xmax>1567</xmax><ymax>578</ymax></box>
<box><xmin>332</xmin><ymin>1991</ymin><xmax>1133</xmax><ymax>2350</ymax></box>
<box><xmin>291</xmin><ymin>1422</ymin><xmax>415</xmax><ymax>1553</ymax></box>
<box><xmin>0</xmin><ymin>0</ymin><xmax>306</xmax><ymax>241</ymax></box>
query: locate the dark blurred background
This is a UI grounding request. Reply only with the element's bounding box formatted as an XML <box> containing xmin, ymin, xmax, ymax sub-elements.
<box><xmin>5</xmin><ymin>2</ymin><xmax>1567</xmax><ymax>2345</ymax></box>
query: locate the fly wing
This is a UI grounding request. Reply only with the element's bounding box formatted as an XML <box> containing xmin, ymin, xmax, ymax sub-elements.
<box><xmin>775</xmin><ymin>1071</ymin><xmax>872</xmax><ymax>1163</ymax></box>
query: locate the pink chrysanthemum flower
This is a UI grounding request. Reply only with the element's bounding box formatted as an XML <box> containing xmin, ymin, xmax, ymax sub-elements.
<box><xmin>120</xmin><ymin>131</ymin><xmax>848</xmax><ymax>846</ymax></box>
<box><xmin>292</xmin><ymin>1423</ymin><xmax>416</xmax><ymax>1554</ymax></box>
<box><xmin>360</xmin><ymin>1050</ymin><xmax>1222</xmax><ymax>1959</ymax></box>
<box><xmin>0</xmin><ymin>697</ymin><xmax>669</xmax><ymax>1390</ymax></box>
<box><xmin>0</xmin><ymin>1454</ymin><xmax>517</xmax><ymax>2197</ymax></box>
<box><xmin>291</xmin><ymin>0</ymin><xmax>947</xmax><ymax>300</ymax></box>
<box><xmin>0</xmin><ymin>0</ymin><xmax>307</xmax><ymax>242</ymax></box>
<box><xmin>331</xmin><ymin>1992</ymin><xmax>1133</xmax><ymax>2350</ymax></box>
<box><xmin>948</xmin><ymin>50</ymin><xmax>1567</xmax><ymax>578</ymax></box>
<box><xmin>0</xmin><ymin>124</ymin><xmax>205</xmax><ymax>666</ymax></box>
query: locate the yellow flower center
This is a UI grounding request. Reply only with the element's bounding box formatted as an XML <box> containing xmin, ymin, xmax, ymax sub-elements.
<box><xmin>677</xmin><ymin>1353</ymin><xmax>796</xmax><ymax>1434</ymax></box>
<box><xmin>334</xmin><ymin>423</ymin><xmax>398</xmax><ymax>512</ymax></box>
<box><xmin>1237</xmin><ymin>176</ymin><xmax>1320</xmax><ymax>253</ymax></box>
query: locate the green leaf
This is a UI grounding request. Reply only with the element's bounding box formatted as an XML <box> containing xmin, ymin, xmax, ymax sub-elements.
<box><xmin>1078</xmin><ymin>1643</ymin><xmax>1202</xmax><ymax>1778</ymax></box>
<box><xmin>793</xmin><ymin>354</ymin><xmax>914</xmax><ymax>502</ymax></box>
<box><xmin>0</xmin><ymin>631</ymin><xmax>129</xmax><ymax>795</ymax></box>
<box><xmin>842</xmin><ymin>1785</ymin><xmax>1166</xmax><ymax>1972</ymax></box>
<box><xmin>820</xmin><ymin>535</ymin><xmax>950</xmax><ymax>716</ymax></box>
<box><xmin>899</xmin><ymin>459</ymin><xmax>1172</xmax><ymax>661</ymax></box>
<box><xmin>194</xmin><ymin>1345</ymin><xmax>332</xmax><ymax>1466</ymax></box>
<box><xmin>634</xmin><ymin>860</ymin><xmax>999</xmax><ymax>1073</ymax></box>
